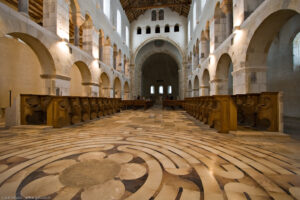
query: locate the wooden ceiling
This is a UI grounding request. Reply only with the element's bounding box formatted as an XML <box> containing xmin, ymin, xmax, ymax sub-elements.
<box><xmin>0</xmin><ymin>0</ymin><xmax>43</xmax><ymax>25</ymax></box>
<box><xmin>120</xmin><ymin>0</ymin><xmax>192</xmax><ymax>22</ymax></box>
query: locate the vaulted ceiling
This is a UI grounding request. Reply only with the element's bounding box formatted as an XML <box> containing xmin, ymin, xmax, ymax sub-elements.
<box><xmin>120</xmin><ymin>0</ymin><xmax>192</xmax><ymax>22</ymax></box>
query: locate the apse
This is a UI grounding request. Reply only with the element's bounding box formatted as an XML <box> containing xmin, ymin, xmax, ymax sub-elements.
<box><xmin>141</xmin><ymin>53</ymin><xmax>179</xmax><ymax>102</ymax></box>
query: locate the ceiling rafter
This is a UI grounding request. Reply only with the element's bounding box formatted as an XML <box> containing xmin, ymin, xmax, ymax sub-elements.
<box><xmin>120</xmin><ymin>0</ymin><xmax>191</xmax><ymax>22</ymax></box>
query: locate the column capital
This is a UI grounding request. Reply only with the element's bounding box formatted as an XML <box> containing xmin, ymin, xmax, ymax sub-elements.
<box><xmin>221</xmin><ymin>0</ymin><xmax>233</xmax><ymax>14</ymax></box>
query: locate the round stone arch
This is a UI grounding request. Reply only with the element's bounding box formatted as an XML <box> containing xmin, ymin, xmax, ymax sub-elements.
<box><xmin>0</xmin><ymin>32</ymin><xmax>56</xmax><ymax>111</ymax></box>
<box><xmin>69</xmin><ymin>61</ymin><xmax>92</xmax><ymax>96</ymax></box>
<box><xmin>133</xmin><ymin>37</ymin><xmax>185</xmax><ymax>100</ymax></box>
<box><xmin>200</xmin><ymin>68</ymin><xmax>211</xmax><ymax>96</ymax></box>
<box><xmin>213</xmin><ymin>53</ymin><xmax>234</xmax><ymax>95</ymax></box>
<box><xmin>7</xmin><ymin>32</ymin><xmax>56</xmax><ymax>76</ymax></box>
<box><xmin>99</xmin><ymin>72</ymin><xmax>111</xmax><ymax>97</ymax></box>
<box><xmin>123</xmin><ymin>81</ymin><xmax>130</xmax><ymax>100</ymax></box>
<box><xmin>113</xmin><ymin>77</ymin><xmax>122</xmax><ymax>98</ymax></box>
<box><xmin>193</xmin><ymin>75</ymin><xmax>200</xmax><ymax>97</ymax></box>
<box><xmin>236</xmin><ymin>0</ymin><xmax>300</xmax><ymax>94</ymax></box>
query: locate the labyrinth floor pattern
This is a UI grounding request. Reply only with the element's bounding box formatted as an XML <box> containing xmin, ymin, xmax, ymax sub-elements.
<box><xmin>0</xmin><ymin>108</ymin><xmax>300</xmax><ymax>200</ymax></box>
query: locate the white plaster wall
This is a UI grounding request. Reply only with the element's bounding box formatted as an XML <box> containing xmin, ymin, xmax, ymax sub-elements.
<box><xmin>131</xmin><ymin>8</ymin><xmax>187</xmax><ymax>53</ymax></box>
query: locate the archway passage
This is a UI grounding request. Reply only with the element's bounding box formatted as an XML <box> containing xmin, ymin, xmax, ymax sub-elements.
<box><xmin>0</xmin><ymin>33</ymin><xmax>53</xmax><ymax>124</ymax></box>
<box><xmin>124</xmin><ymin>82</ymin><xmax>130</xmax><ymax>100</ymax></box>
<box><xmin>99</xmin><ymin>73</ymin><xmax>110</xmax><ymax>97</ymax></box>
<box><xmin>201</xmin><ymin>69</ymin><xmax>210</xmax><ymax>96</ymax></box>
<box><xmin>142</xmin><ymin>53</ymin><xmax>179</xmax><ymax>103</ymax></box>
<box><xmin>215</xmin><ymin>54</ymin><xmax>233</xmax><ymax>95</ymax></box>
<box><xmin>70</xmin><ymin>61</ymin><xmax>91</xmax><ymax>97</ymax></box>
<box><xmin>246</xmin><ymin>10</ymin><xmax>300</xmax><ymax>135</ymax></box>
<box><xmin>113</xmin><ymin>77</ymin><xmax>122</xmax><ymax>98</ymax></box>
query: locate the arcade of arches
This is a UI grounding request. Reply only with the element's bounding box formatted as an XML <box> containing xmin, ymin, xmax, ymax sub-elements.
<box><xmin>0</xmin><ymin>0</ymin><xmax>300</xmax><ymax>199</ymax></box>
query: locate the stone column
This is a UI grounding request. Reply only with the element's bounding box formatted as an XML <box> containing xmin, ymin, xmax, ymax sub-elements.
<box><xmin>74</xmin><ymin>25</ymin><xmax>80</xmax><ymax>46</ymax></box>
<box><xmin>18</xmin><ymin>0</ymin><xmax>29</xmax><ymax>15</ymax></box>
<box><xmin>221</xmin><ymin>0</ymin><xmax>233</xmax><ymax>37</ymax></box>
<box><xmin>82</xmin><ymin>24</ymin><xmax>99</xmax><ymax>58</ymax></box>
<box><xmin>43</xmin><ymin>0</ymin><xmax>69</xmax><ymax>40</ymax></box>
<box><xmin>201</xmin><ymin>38</ymin><xmax>209</xmax><ymax>61</ymax></box>
<box><xmin>71</xmin><ymin>12</ymin><xmax>84</xmax><ymax>46</ymax></box>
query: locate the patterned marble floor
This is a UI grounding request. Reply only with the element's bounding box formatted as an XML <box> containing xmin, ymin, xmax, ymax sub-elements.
<box><xmin>0</xmin><ymin>108</ymin><xmax>300</xmax><ymax>200</ymax></box>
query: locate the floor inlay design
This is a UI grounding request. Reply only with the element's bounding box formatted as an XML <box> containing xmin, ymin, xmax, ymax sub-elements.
<box><xmin>0</xmin><ymin>108</ymin><xmax>299</xmax><ymax>200</ymax></box>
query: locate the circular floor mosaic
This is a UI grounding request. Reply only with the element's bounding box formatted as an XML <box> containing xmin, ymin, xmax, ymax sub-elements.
<box><xmin>0</xmin><ymin>108</ymin><xmax>299</xmax><ymax>200</ymax></box>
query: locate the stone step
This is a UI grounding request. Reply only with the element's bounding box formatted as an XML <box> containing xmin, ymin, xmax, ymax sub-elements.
<box><xmin>9</xmin><ymin>125</ymin><xmax>52</xmax><ymax>130</ymax></box>
<box><xmin>230</xmin><ymin>130</ymin><xmax>290</xmax><ymax>138</ymax></box>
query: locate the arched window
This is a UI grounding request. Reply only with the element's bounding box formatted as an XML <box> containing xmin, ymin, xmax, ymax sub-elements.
<box><xmin>125</xmin><ymin>26</ymin><xmax>129</xmax><ymax>46</ymax></box>
<box><xmin>159</xmin><ymin>86</ymin><xmax>164</xmax><ymax>94</ymax></box>
<box><xmin>155</xmin><ymin>25</ymin><xmax>160</xmax><ymax>33</ymax></box>
<box><xmin>103</xmin><ymin>0</ymin><xmax>110</xmax><ymax>20</ymax></box>
<box><xmin>146</xmin><ymin>26</ymin><xmax>151</xmax><ymax>34</ymax></box>
<box><xmin>165</xmin><ymin>25</ymin><xmax>170</xmax><ymax>33</ymax></box>
<box><xmin>117</xmin><ymin>10</ymin><xmax>121</xmax><ymax>35</ymax></box>
<box><xmin>137</xmin><ymin>27</ymin><xmax>142</xmax><ymax>35</ymax></box>
<box><xmin>188</xmin><ymin>21</ymin><xmax>190</xmax><ymax>39</ymax></box>
<box><xmin>174</xmin><ymin>24</ymin><xmax>180</xmax><ymax>32</ymax></box>
<box><xmin>168</xmin><ymin>86</ymin><xmax>172</xmax><ymax>94</ymax></box>
<box><xmin>159</xmin><ymin>9</ymin><xmax>164</xmax><ymax>20</ymax></box>
<box><xmin>151</xmin><ymin>10</ymin><xmax>157</xmax><ymax>21</ymax></box>
<box><xmin>193</xmin><ymin>2</ymin><xmax>197</xmax><ymax>29</ymax></box>
<box><xmin>293</xmin><ymin>32</ymin><xmax>300</xmax><ymax>71</ymax></box>
<box><xmin>150</xmin><ymin>86</ymin><xmax>155</xmax><ymax>94</ymax></box>
<box><xmin>201</xmin><ymin>0</ymin><xmax>206</xmax><ymax>10</ymax></box>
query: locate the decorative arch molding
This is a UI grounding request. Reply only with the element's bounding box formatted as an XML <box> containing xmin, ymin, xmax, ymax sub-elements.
<box><xmin>240</xmin><ymin>0</ymin><xmax>300</xmax><ymax>65</ymax></box>
<box><xmin>132</xmin><ymin>36</ymin><xmax>185</xmax><ymax>63</ymax></box>
<box><xmin>133</xmin><ymin>37</ymin><xmax>185</xmax><ymax>99</ymax></box>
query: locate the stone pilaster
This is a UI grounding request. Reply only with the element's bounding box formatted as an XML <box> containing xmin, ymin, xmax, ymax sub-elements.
<box><xmin>210</xmin><ymin>79</ymin><xmax>229</xmax><ymax>95</ymax></box>
<box><xmin>43</xmin><ymin>0</ymin><xmax>69</xmax><ymax>40</ymax></box>
<box><xmin>232</xmin><ymin>65</ymin><xmax>267</xmax><ymax>94</ymax></box>
<box><xmin>103</xmin><ymin>45</ymin><xmax>113</xmax><ymax>67</ymax></box>
<box><xmin>116</xmin><ymin>52</ymin><xmax>122</xmax><ymax>72</ymax></box>
<box><xmin>82</xmin><ymin>25</ymin><xmax>99</xmax><ymax>58</ymax></box>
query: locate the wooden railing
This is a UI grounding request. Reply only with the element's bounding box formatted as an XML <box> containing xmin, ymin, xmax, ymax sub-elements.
<box><xmin>122</xmin><ymin>100</ymin><xmax>154</xmax><ymax>110</ymax></box>
<box><xmin>21</xmin><ymin>95</ymin><xmax>122</xmax><ymax>128</ymax></box>
<box><xmin>183</xmin><ymin>92</ymin><xmax>280</xmax><ymax>133</ymax></box>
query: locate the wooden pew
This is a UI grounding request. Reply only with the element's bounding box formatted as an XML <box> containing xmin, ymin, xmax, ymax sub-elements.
<box><xmin>21</xmin><ymin>94</ymin><xmax>52</xmax><ymax>125</ymax></box>
<box><xmin>122</xmin><ymin>100</ymin><xmax>154</xmax><ymax>110</ymax></box>
<box><xmin>162</xmin><ymin>100</ymin><xmax>184</xmax><ymax>109</ymax></box>
<box><xmin>208</xmin><ymin>95</ymin><xmax>237</xmax><ymax>133</ymax></box>
<box><xmin>21</xmin><ymin>95</ymin><xmax>122</xmax><ymax>128</ymax></box>
<box><xmin>183</xmin><ymin>92</ymin><xmax>280</xmax><ymax>133</ymax></box>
